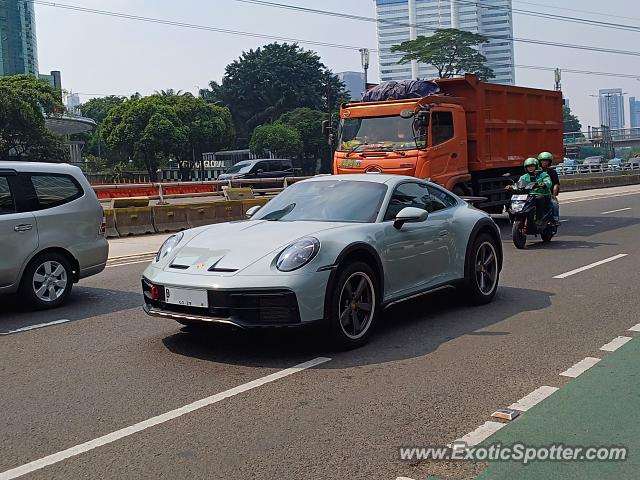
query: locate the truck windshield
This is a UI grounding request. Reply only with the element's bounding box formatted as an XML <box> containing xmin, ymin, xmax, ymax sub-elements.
<box><xmin>338</xmin><ymin>116</ymin><xmax>426</xmax><ymax>152</ymax></box>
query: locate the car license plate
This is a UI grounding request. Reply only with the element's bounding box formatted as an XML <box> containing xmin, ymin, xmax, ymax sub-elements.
<box><xmin>164</xmin><ymin>286</ymin><xmax>208</xmax><ymax>307</ymax></box>
<box><xmin>511</xmin><ymin>195</ymin><xmax>528</xmax><ymax>201</ymax></box>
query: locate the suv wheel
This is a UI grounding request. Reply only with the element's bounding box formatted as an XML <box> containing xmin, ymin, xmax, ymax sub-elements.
<box><xmin>21</xmin><ymin>253</ymin><xmax>73</xmax><ymax>309</ymax></box>
<box><xmin>327</xmin><ymin>261</ymin><xmax>379</xmax><ymax>350</ymax></box>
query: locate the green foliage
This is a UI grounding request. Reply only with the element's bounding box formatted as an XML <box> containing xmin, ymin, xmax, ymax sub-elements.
<box><xmin>81</xmin><ymin>154</ymin><xmax>107</xmax><ymax>173</ymax></box>
<box><xmin>0</xmin><ymin>75</ymin><xmax>66</xmax><ymax>161</ymax></box>
<box><xmin>563</xmin><ymin>106</ymin><xmax>582</xmax><ymax>134</ymax></box>
<box><xmin>391</xmin><ymin>28</ymin><xmax>494</xmax><ymax>80</ymax></box>
<box><xmin>278</xmin><ymin>107</ymin><xmax>328</xmax><ymax>174</ymax></box>
<box><xmin>100</xmin><ymin>95</ymin><xmax>234</xmax><ymax>179</ymax></box>
<box><xmin>250</xmin><ymin>123</ymin><xmax>303</xmax><ymax>159</ymax></box>
<box><xmin>80</xmin><ymin>96</ymin><xmax>126</xmax><ymax>124</ymax></box>
<box><xmin>201</xmin><ymin>43</ymin><xmax>347</xmax><ymax>145</ymax></box>
<box><xmin>579</xmin><ymin>146</ymin><xmax>606</xmax><ymax>159</ymax></box>
<box><xmin>153</xmin><ymin>89</ymin><xmax>193</xmax><ymax>97</ymax></box>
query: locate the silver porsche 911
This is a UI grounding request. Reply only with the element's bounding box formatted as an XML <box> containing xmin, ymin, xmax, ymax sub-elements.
<box><xmin>142</xmin><ymin>174</ymin><xmax>502</xmax><ymax>348</ymax></box>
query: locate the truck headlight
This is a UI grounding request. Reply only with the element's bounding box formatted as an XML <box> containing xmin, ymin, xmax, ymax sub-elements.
<box><xmin>276</xmin><ymin>237</ymin><xmax>320</xmax><ymax>272</ymax></box>
<box><xmin>156</xmin><ymin>232</ymin><xmax>184</xmax><ymax>262</ymax></box>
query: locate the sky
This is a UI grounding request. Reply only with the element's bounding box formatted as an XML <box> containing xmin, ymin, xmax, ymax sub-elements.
<box><xmin>35</xmin><ymin>0</ymin><xmax>640</xmax><ymax>129</ymax></box>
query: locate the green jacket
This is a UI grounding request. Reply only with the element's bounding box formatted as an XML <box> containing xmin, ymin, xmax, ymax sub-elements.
<box><xmin>518</xmin><ymin>171</ymin><xmax>552</xmax><ymax>196</ymax></box>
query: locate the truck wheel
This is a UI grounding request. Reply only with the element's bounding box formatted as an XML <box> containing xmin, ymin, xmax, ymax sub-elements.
<box><xmin>512</xmin><ymin>221</ymin><xmax>527</xmax><ymax>249</ymax></box>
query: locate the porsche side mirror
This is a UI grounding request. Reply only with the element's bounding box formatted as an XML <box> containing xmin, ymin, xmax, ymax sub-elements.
<box><xmin>394</xmin><ymin>207</ymin><xmax>428</xmax><ymax>229</ymax></box>
<box><xmin>246</xmin><ymin>205</ymin><xmax>262</xmax><ymax>218</ymax></box>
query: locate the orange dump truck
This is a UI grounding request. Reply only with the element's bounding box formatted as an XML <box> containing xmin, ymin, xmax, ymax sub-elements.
<box><xmin>334</xmin><ymin>74</ymin><xmax>563</xmax><ymax>212</ymax></box>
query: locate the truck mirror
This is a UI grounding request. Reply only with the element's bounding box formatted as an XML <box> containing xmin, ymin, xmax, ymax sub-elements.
<box><xmin>399</xmin><ymin>109</ymin><xmax>415</xmax><ymax>119</ymax></box>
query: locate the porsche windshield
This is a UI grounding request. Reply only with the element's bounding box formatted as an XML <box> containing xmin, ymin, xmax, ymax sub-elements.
<box><xmin>253</xmin><ymin>180</ymin><xmax>387</xmax><ymax>223</ymax></box>
<box><xmin>338</xmin><ymin>115</ymin><xmax>426</xmax><ymax>152</ymax></box>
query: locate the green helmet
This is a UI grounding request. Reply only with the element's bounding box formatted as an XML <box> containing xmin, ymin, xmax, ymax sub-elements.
<box><xmin>524</xmin><ymin>157</ymin><xmax>538</xmax><ymax>170</ymax></box>
<box><xmin>538</xmin><ymin>151</ymin><xmax>553</xmax><ymax>164</ymax></box>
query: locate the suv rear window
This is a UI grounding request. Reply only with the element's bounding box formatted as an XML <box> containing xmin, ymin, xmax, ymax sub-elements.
<box><xmin>28</xmin><ymin>174</ymin><xmax>83</xmax><ymax>210</ymax></box>
<box><xmin>0</xmin><ymin>177</ymin><xmax>15</xmax><ymax>215</ymax></box>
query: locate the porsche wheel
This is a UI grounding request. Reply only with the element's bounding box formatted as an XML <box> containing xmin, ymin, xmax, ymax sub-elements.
<box><xmin>328</xmin><ymin>261</ymin><xmax>379</xmax><ymax>350</ymax></box>
<box><xmin>464</xmin><ymin>234</ymin><xmax>499</xmax><ymax>305</ymax></box>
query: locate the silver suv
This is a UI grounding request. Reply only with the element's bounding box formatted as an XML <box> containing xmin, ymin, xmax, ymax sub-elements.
<box><xmin>0</xmin><ymin>162</ymin><xmax>109</xmax><ymax>308</ymax></box>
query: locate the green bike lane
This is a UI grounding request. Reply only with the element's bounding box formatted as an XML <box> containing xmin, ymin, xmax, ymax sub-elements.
<box><xmin>474</xmin><ymin>333</ymin><xmax>640</xmax><ymax>480</ymax></box>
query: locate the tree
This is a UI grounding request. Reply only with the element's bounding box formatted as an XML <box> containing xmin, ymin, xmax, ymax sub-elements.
<box><xmin>201</xmin><ymin>43</ymin><xmax>347</xmax><ymax>145</ymax></box>
<box><xmin>250</xmin><ymin>123</ymin><xmax>303</xmax><ymax>159</ymax></box>
<box><xmin>100</xmin><ymin>96</ymin><xmax>188</xmax><ymax>180</ymax></box>
<box><xmin>100</xmin><ymin>95</ymin><xmax>235</xmax><ymax>180</ymax></box>
<box><xmin>0</xmin><ymin>75</ymin><xmax>66</xmax><ymax>161</ymax></box>
<box><xmin>153</xmin><ymin>89</ymin><xmax>193</xmax><ymax>97</ymax></box>
<box><xmin>76</xmin><ymin>95</ymin><xmax>126</xmax><ymax>163</ymax></box>
<box><xmin>171</xmin><ymin>96</ymin><xmax>235</xmax><ymax>178</ymax></box>
<box><xmin>563</xmin><ymin>105</ymin><xmax>582</xmax><ymax>134</ymax></box>
<box><xmin>279</xmin><ymin>107</ymin><xmax>327</xmax><ymax>174</ymax></box>
<box><xmin>391</xmin><ymin>28</ymin><xmax>494</xmax><ymax>80</ymax></box>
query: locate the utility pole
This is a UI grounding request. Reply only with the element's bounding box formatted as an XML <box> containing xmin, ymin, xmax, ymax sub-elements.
<box><xmin>554</xmin><ymin>68</ymin><xmax>561</xmax><ymax>92</ymax></box>
<box><xmin>359</xmin><ymin>48</ymin><xmax>370</xmax><ymax>90</ymax></box>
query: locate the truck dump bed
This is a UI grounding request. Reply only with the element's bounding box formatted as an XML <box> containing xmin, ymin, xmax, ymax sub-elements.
<box><xmin>433</xmin><ymin>75</ymin><xmax>564</xmax><ymax>171</ymax></box>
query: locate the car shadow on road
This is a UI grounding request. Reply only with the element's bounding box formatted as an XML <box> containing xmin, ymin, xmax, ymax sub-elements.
<box><xmin>493</xmin><ymin>215</ymin><xmax>640</xmax><ymax>239</ymax></box>
<box><xmin>0</xmin><ymin>286</ymin><xmax>142</xmax><ymax>333</ymax></box>
<box><xmin>162</xmin><ymin>286</ymin><xmax>553</xmax><ymax>369</ymax></box>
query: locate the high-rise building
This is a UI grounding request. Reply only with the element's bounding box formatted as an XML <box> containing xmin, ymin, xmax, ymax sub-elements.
<box><xmin>337</xmin><ymin>71</ymin><xmax>366</xmax><ymax>101</ymax></box>
<box><xmin>0</xmin><ymin>0</ymin><xmax>39</xmax><ymax>76</ymax></box>
<box><xmin>598</xmin><ymin>88</ymin><xmax>625</xmax><ymax>130</ymax></box>
<box><xmin>66</xmin><ymin>92</ymin><xmax>81</xmax><ymax>114</ymax></box>
<box><xmin>630</xmin><ymin>97</ymin><xmax>640</xmax><ymax>129</ymax></box>
<box><xmin>375</xmin><ymin>0</ymin><xmax>515</xmax><ymax>85</ymax></box>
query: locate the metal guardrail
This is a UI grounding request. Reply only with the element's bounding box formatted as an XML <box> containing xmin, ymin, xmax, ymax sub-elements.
<box><xmin>555</xmin><ymin>163</ymin><xmax>640</xmax><ymax>175</ymax></box>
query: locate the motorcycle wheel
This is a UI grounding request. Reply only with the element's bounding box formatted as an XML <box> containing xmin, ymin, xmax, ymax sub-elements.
<box><xmin>512</xmin><ymin>221</ymin><xmax>527</xmax><ymax>249</ymax></box>
<box><xmin>541</xmin><ymin>227</ymin><xmax>554</xmax><ymax>243</ymax></box>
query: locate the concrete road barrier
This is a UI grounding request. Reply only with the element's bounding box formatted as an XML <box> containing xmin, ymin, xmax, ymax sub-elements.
<box><xmin>153</xmin><ymin>205</ymin><xmax>189</xmax><ymax>232</ymax></box>
<box><xmin>110</xmin><ymin>197</ymin><xmax>150</xmax><ymax>208</ymax></box>
<box><xmin>215</xmin><ymin>201</ymin><xmax>244</xmax><ymax>222</ymax></box>
<box><xmin>241</xmin><ymin>198</ymin><xmax>271</xmax><ymax>216</ymax></box>
<box><xmin>561</xmin><ymin>173</ymin><xmax>640</xmax><ymax>192</ymax></box>
<box><xmin>186</xmin><ymin>203</ymin><xmax>219</xmax><ymax>228</ymax></box>
<box><xmin>104</xmin><ymin>208</ymin><xmax>119</xmax><ymax>238</ymax></box>
<box><xmin>114</xmin><ymin>207</ymin><xmax>155</xmax><ymax>236</ymax></box>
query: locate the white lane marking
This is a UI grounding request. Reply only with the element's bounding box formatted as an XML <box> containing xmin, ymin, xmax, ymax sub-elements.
<box><xmin>562</xmin><ymin>190</ymin><xmax>640</xmax><ymax>204</ymax></box>
<box><xmin>601</xmin><ymin>207</ymin><xmax>631</xmax><ymax>215</ymax></box>
<box><xmin>396</xmin><ymin>477</ymin><xmax>416</xmax><ymax>480</ymax></box>
<box><xmin>0</xmin><ymin>319</ymin><xmax>69</xmax><ymax>336</ymax></box>
<box><xmin>508</xmin><ymin>386</ymin><xmax>559</xmax><ymax>412</ymax></box>
<box><xmin>600</xmin><ymin>336</ymin><xmax>633</xmax><ymax>352</ymax></box>
<box><xmin>107</xmin><ymin>251</ymin><xmax>157</xmax><ymax>260</ymax></box>
<box><xmin>452</xmin><ymin>421</ymin><xmax>506</xmax><ymax>448</ymax></box>
<box><xmin>559</xmin><ymin>357</ymin><xmax>601</xmax><ymax>378</ymax></box>
<box><xmin>553</xmin><ymin>254</ymin><xmax>628</xmax><ymax>279</ymax></box>
<box><xmin>629</xmin><ymin>323</ymin><xmax>640</xmax><ymax>332</ymax></box>
<box><xmin>105</xmin><ymin>259</ymin><xmax>153</xmax><ymax>268</ymax></box>
<box><xmin>0</xmin><ymin>357</ymin><xmax>331</xmax><ymax>480</ymax></box>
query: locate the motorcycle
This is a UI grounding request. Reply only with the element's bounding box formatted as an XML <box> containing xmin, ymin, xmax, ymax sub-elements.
<box><xmin>506</xmin><ymin>179</ymin><xmax>557</xmax><ymax>249</ymax></box>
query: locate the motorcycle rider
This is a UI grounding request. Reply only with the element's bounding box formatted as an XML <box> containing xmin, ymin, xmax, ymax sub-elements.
<box><xmin>538</xmin><ymin>151</ymin><xmax>560</xmax><ymax>225</ymax></box>
<box><xmin>517</xmin><ymin>157</ymin><xmax>552</xmax><ymax>226</ymax></box>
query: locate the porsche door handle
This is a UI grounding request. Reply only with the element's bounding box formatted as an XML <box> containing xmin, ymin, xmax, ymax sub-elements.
<box><xmin>14</xmin><ymin>224</ymin><xmax>33</xmax><ymax>232</ymax></box>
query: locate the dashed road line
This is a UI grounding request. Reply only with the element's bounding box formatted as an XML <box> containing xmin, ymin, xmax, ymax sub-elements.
<box><xmin>600</xmin><ymin>336</ymin><xmax>633</xmax><ymax>352</ymax></box>
<box><xmin>0</xmin><ymin>319</ymin><xmax>70</xmax><ymax>336</ymax></box>
<box><xmin>452</xmin><ymin>421</ymin><xmax>506</xmax><ymax>448</ymax></box>
<box><xmin>553</xmin><ymin>254</ymin><xmax>628</xmax><ymax>279</ymax></box>
<box><xmin>559</xmin><ymin>357</ymin><xmax>601</xmax><ymax>378</ymax></box>
<box><xmin>629</xmin><ymin>323</ymin><xmax>640</xmax><ymax>332</ymax></box>
<box><xmin>0</xmin><ymin>357</ymin><xmax>331</xmax><ymax>480</ymax></box>
<box><xmin>600</xmin><ymin>207</ymin><xmax>631</xmax><ymax>215</ymax></box>
<box><xmin>508</xmin><ymin>386</ymin><xmax>559</xmax><ymax>412</ymax></box>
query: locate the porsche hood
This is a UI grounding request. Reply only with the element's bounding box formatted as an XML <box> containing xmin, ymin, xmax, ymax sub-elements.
<box><xmin>164</xmin><ymin>220</ymin><xmax>347</xmax><ymax>274</ymax></box>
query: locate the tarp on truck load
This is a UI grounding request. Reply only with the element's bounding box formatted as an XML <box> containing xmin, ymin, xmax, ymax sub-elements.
<box><xmin>362</xmin><ymin>80</ymin><xmax>440</xmax><ymax>102</ymax></box>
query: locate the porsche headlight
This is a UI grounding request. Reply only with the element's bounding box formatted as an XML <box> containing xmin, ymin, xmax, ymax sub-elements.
<box><xmin>156</xmin><ymin>232</ymin><xmax>184</xmax><ymax>262</ymax></box>
<box><xmin>276</xmin><ymin>237</ymin><xmax>320</xmax><ymax>272</ymax></box>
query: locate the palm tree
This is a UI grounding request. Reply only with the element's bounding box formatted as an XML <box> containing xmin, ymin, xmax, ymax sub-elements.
<box><xmin>153</xmin><ymin>89</ymin><xmax>193</xmax><ymax>97</ymax></box>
